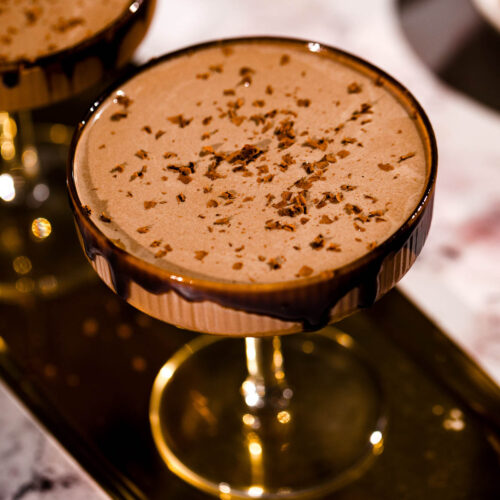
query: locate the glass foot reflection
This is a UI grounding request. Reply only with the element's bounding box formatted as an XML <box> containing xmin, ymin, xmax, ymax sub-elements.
<box><xmin>150</xmin><ymin>328</ymin><xmax>386</xmax><ymax>499</ymax></box>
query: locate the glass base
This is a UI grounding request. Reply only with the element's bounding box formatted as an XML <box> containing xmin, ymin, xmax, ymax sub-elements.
<box><xmin>150</xmin><ymin>328</ymin><xmax>386</xmax><ymax>499</ymax></box>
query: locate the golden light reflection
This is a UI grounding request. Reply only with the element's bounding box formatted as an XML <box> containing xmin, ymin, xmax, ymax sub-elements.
<box><xmin>1</xmin><ymin>141</ymin><xmax>15</xmax><ymax>161</ymax></box>
<box><xmin>277</xmin><ymin>410</ymin><xmax>291</xmax><ymax>424</ymax></box>
<box><xmin>49</xmin><ymin>123</ymin><xmax>70</xmax><ymax>144</ymax></box>
<box><xmin>432</xmin><ymin>404</ymin><xmax>444</xmax><ymax>416</ymax></box>
<box><xmin>0</xmin><ymin>173</ymin><xmax>15</xmax><ymax>202</ymax></box>
<box><xmin>248</xmin><ymin>486</ymin><xmax>264</xmax><ymax>498</ymax></box>
<box><xmin>132</xmin><ymin>356</ymin><xmax>147</xmax><ymax>372</ymax></box>
<box><xmin>0</xmin><ymin>336</ymin><xmax>7</xmax><ymax>353</ymax></box>
<box><xmin>243</xmin><ymin>413</ymin><xmax>255</xmax><ymax>426</ymax></box>
<box><xmin>15</xmin><ymin>277</ymin><xmax>34</xmax><ymax>293</ymax></box>
<box><xmin>369</xmin><ymin>430</ymin><xmax>384</xmax><ymax>455</ymax></box>
<box><xmin>13</xmin><ymin>255</ymin><xmax>32</xmax><ymax>275</ymax></box>
<box><xmin>38</xmin><ymin>275</ymin><xmax>58</xmax><ymax>294</ymax></box>
<box><xmin>22</xmin><ymin>147</ymin><xmax>39</xmax><ymax>176</ymax></box>
<box><xmin>242</xmin><ymin>379</ymin><xmax>261</xmax><ymax>408</ymax></box>
<box><xmin>302</xmin><ymin>340</ymin><xmax>314</xmax><ymax>354</ymax></box>
<box><xmin>443</xmin><ymin>408</ymin><xmax>465</xmax><ymax>431</ymax></box>
<box><xmin>190</xmin><ymin>390</ymin><xmax>217</xmax><ymax>427</ymax></box>
<box><xmin>43</xmin><ymin>363</ymin><xmax>57</xmax><ymax>378</ymax></box>
<box><xmin>218</xmin><ymin>482</ymin><xmax>231</xmax><ymax>495</ymax></box>
<box><xmin>33</xmin><ymin>183</ymin><xmax>50</xmax><ymax>202</ymax></box>
<box><xmin>82</xmin><ymin>317</ymin><xmax>99</xmax><ymax>336</ymax></box>
<box><xmin>1</xmin><ymin>226</ymin><xmax>22</xmax><ymax>252</ymax></box>
<box><xmin>0</xmin><ymin>113</ymin><xmax>17</xmax><ymax>139</ymax></box>
<box><xmin>246</xmin><ymin>337</ymin><xmax>258</xmax><ymax>375</ymax></box>
<box><xmin>336</xmin><ymin>332</ymin><xmax>354</xmax><ymax>348</ymax></box>
<box><xmin>31</xmin><ymin>217</ymin><xmax>52</xmax><ymax>239</ymax></box>
<box><xmin>158</xmin><ymin>363</ymin><xmax>175</xmax><ymax>384</ymax></box>
<box><xmin>249</xmin><ymin>442</ymin><xmax>262</xmax><ymax>456</ymax></box>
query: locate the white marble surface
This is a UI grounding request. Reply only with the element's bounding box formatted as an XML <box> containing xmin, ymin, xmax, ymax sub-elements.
<box><xmin>1</xmin><ymin>0</ymin><xmax>499</xmax><ymax>497</ymax></box>
<box><xmin>0</xmin><ymin>383</ymin><xmax>107</xmax><ymax>500</ymax></box>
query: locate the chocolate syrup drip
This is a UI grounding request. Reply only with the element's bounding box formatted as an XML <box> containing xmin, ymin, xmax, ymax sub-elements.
<box><xmin>2</xmin><ymin>72</ymin><xmax>19</xmax><ymax>88</ymax></box>
<box><xmin>75</xmin><ymin>202</ymin><xmax>431</xmax><ymax>331</ymax></box>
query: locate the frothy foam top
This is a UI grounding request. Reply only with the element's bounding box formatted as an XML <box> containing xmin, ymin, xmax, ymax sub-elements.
<box><xmin>74</xmin><ymin>40</ymin><xmax>429</xmax><ymax>284</ymax></box>
<box><xmin>0</xmin><ymin>0</ymin><xmax>132</xmax><ymax>63</ymax></box>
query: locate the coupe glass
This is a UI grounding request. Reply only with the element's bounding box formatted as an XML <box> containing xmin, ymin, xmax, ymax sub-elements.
<box><xmin>67</xmin><ymin>37</ymin><xmax>437</xmax><ymax>499</ymax></box>
<box><xmin>0</xmin><ymin>0</ymin><xmax>156</xmax><ymax>299</ymax></box>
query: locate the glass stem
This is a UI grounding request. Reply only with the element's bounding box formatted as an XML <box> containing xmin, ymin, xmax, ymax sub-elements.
<box><xmin>0</xmin><ymin>110</ymin><xmax>40</xmax><ymax>205</ymax></box>
<box><xmin>242</xmin><ymin>336</ymin><xmax>291</xmax><ymax>411</ymax></box>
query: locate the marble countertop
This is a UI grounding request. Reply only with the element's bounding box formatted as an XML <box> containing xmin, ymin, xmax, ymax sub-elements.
<box><xmin>1</xmin><ymin>0</ymin><xmax>499</xmax><ymax>498</ymax></box>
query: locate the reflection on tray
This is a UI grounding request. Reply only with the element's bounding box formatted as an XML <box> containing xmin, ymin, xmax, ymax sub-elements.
<box><xmin>1</xmin><ymin>269</ymin><xmax>499</xmax><ymax>499</ymax></box>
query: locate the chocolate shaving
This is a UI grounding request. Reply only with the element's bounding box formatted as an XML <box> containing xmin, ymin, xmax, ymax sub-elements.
<box><xmin>52</xmin><ymin>17</ymin><xmax>84</xmax><ymax>33</ymax></box>
<box><xmin>344</xmin><ymin>203</ymin><xmax>362</xmax><ymax>215</ymax></box>
<box><xmin>110</xmin><ymin>163</ymin><xmax>125</xmax><ymax>174</ymax></box>
<box><xmin>319</xmin><ymin>215</ymin><xmax>334</xmax><ymax>224</ymax></box>
<box><xmin>265</xmin><ymin>220</ymin><xmax>296</xmax><ymax>231</ymax></box>
<box><xmin>398</xmin><ymin>152</ymin><xmax>416</xmax><ymax>162</ymax></box>
<box><xmin>116</xmin><ymin>95</ymin><xmax>133</xmax><ymax>108</ymax></box>
<box><xmin>378</xmin><ymin>163</ymin><xmax>394</xmax><ymax>171</ymax></box>
<box><xmin>195</xmin><ymin>251</ymin><xmax>208</xmax><ymax>261</ymax></box>
<box><xmin>278</xmin><ymin>153</ymin><xmax>295</xmax><ymax>171</ymax></box>
<box><xmin>280</xmin><ymin>54</ymin><xmax>290</xmax><ymax>65</ymax></box>
<box><xmin>341</xmin><ymin>137</ymin><xmax>356</xmax><ymax>145</ymax></box>
<box><xmin>267</xmin><ymin>257</ymin><xmax>284</xmax><ymax>270</ymax></box>
<box><xmin>302</xmin><ymin>138</ymin><xmax>327</xmax><ymax>151</ymax></box>
<box><xmin>135</xmin><ymin>149</ymin><xmax>149</xmax><ymax>160</ymax></box>
<box><xmin>347</xmin><ymin>82</ymin><xmax>362</xmax><ymax>94</ymax></box>
<box><xmin>168</xmin><ymin>114</ymin><xmax>193</xmax><ymax>128</ymax></box>
<box><xmin>110</xmin><ymin>112</ymin><xmax>128</xmax><ymax>121</ymax></box>
<box><xmin>137</xmin><ymin>226</ymin><xmax>150</xmax><ymax>233</ymax></box>
<box><xmin>327</xmin><ymin>243</ymin><xmax>341</xmax><ymax>252</ymax></box>
<box><xmin>219</xmin><ymin>191</ymin><xmax>236</xmax><ymax>200</ymax></box>
<box><xmin>129</xmin><ymin>165</ymin><xmax>147</xmax><ymax>181</ymax></box>
<box><xmin>214</xmin><ymin>217</ymin><xmax>230</xmax><ymax>225</ymax></box>
<box><xmin>226</xmin><ymin>144</ymin><xmax>264</xmax><ymax>166</ymax></box>
<box><xmin>296</xmin><ymin>266</ymin><xmax>313</xmax><ymax>278</ymax></box>
<box><xmin>274</xmin><ymin>119</ymin><xmax>296</xmax><ymax>149</ymax></box>
<box><xmin>310</xmin><ymin>234</ymin><xmax>325</xmax><ymax>250</ymax></box>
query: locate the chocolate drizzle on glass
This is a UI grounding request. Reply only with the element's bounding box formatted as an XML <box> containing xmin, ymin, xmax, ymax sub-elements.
<box><xmin>67</xmin><ymin>37</ymin><xmax>438</xmax><ymax>334</ymax></box>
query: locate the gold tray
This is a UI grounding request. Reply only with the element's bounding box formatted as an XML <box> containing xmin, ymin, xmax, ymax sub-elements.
<box><xmin>1</xmin><ymin>271</ymin><xmax>499</xmax><ymax>499</ymax></box>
